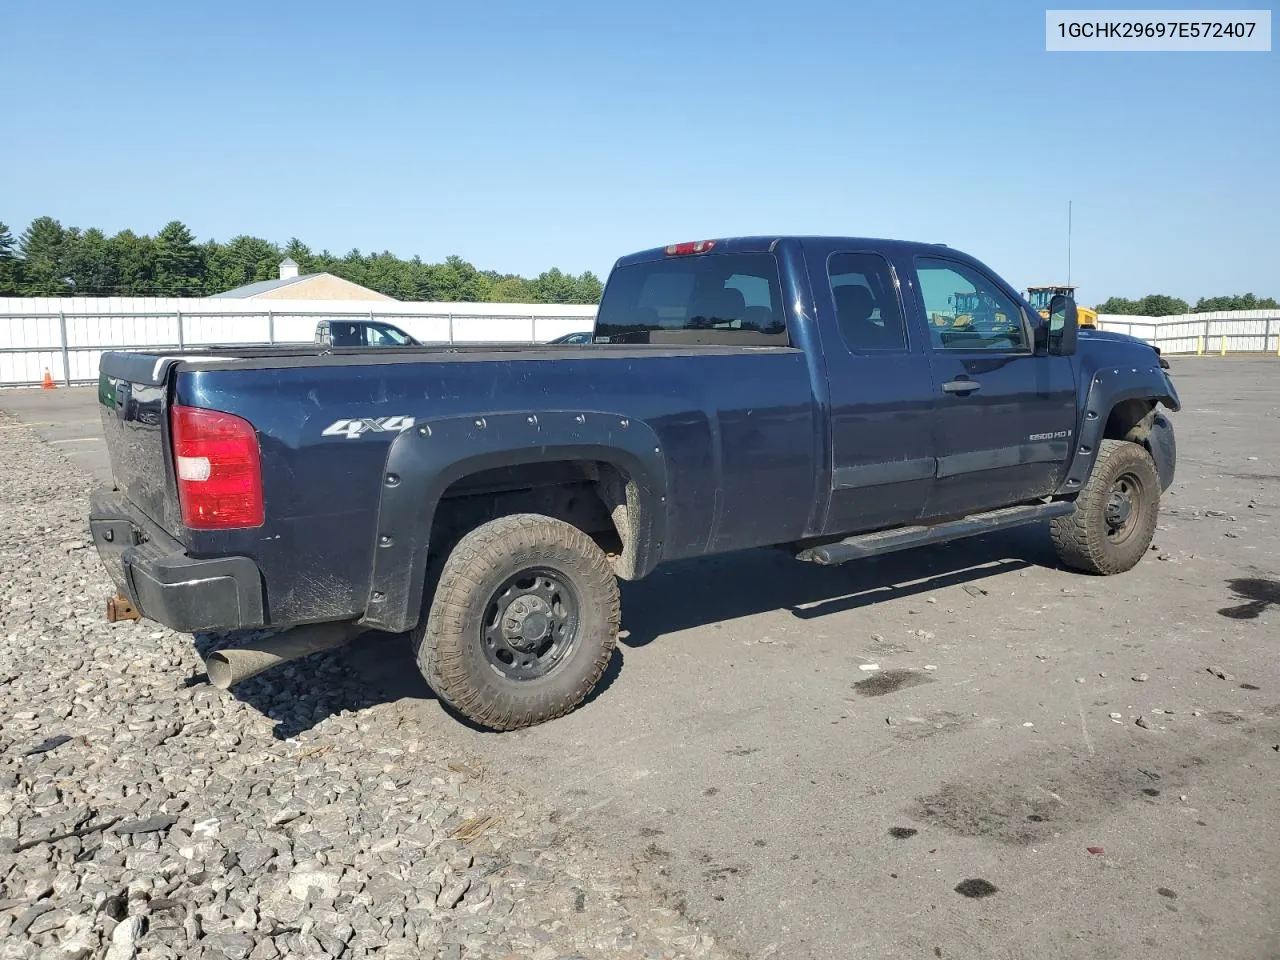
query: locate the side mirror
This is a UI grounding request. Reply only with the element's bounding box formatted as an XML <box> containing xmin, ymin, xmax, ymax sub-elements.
<box><xmin>1047</xmin><ymin>293</ymin><xmax>1079</xmax><ymax>356</ymax></box>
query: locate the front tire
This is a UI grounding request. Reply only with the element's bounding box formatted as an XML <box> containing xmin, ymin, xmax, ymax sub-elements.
<box><xmin>1051</xmin><ymin>439</ymin><xmax>1160</xmax><ymax>575</ymax></box>
<box><xmin>412</xmin><ymin>514</ymin><xmax>620</xmax><ymax>731</ymax></box>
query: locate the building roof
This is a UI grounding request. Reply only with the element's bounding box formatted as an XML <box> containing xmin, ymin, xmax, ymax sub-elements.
<box><xmin>210</xmin><ymin>274</ymin><xmax>312</xmax><ymax>298</ymax></box>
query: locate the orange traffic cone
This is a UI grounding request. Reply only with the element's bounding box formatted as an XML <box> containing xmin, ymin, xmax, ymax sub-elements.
<box><xmin>41</xmin><ymin>368</ymin><xmax>56</xmax><ymax>390</ymax></box>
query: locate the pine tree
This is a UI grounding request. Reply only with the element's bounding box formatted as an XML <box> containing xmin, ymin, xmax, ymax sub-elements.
<box><xmin>18</xmin><ymin>216</ymin><xmax>71</xmax><ymax>296</ymax></box>
<box><xmin>154</xmin><ymin>221</ymin><xmax>203</xmax><ymax>295</ymax></box>
<box><xmin>109</xmin><ymin>230</ymin><xmax>158</xmax><ymax>296</ymax></box>
<box><xmin>282</xmin><ymin>237</ymin><xmax>314</xmax><ymax>273</ymax></box>
<box><xmin>0</xmin><ymin>221</ymin><xmax>19</xmax><ymax>294</ymax></box>
<box><xmin>62</xmin><ymin>227</ymin><xmax>116</xmax><ymax>295</ymax></box>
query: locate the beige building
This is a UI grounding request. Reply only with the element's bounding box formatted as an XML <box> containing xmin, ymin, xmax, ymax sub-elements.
<box><xmin>211</xmin><ymin>258</ymin><xmax>395</xmax><ymax>301</ymax></box>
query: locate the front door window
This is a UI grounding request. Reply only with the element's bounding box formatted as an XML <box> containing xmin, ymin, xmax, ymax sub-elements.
<box><xmin>915</xmin><ymin>257</ymin><xmax>1029</xmax><ymax>352</ymax></box>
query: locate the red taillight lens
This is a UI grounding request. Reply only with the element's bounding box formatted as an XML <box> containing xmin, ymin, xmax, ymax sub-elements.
<box><xmin>170</xmin><ymin>405</ymin><xmax>264</xmax><ymax>529</ymax></box>
<box><xmin>664</xmin><ymin>240</ymin><xmax>717</xmax><ymax>256</ymax></box>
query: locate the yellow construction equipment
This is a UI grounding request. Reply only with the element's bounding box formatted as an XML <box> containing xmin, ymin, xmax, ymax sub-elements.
<box><xmin>1025</xmin><ymin>285</ymin><xmax>1097</xmax><ymax>329</ymax></box>
<box><xmin>931</xmin><ymin>292</ymin><xmax>1015</xmax><ymax>333</ymax></box>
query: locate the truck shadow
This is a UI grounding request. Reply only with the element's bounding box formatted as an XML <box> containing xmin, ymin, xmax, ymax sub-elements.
<box><xmin>191</xmin><ymin>629</ymin><xmax>626</xmax><ymax>739</ymax></box>
<box><xmin>194</xmin><ymin>524</ymin><xmax>1059</xmax><ymax>738</ymax></box>
<box><xmin>339</xmin><ymin>636</ymin><xmax>627</xmax><ymax>735</ymax></box>
<box><xmin>617</xmin><ymin>524</ymin><xmax>1057</xmax><ymax>648</ymax></box>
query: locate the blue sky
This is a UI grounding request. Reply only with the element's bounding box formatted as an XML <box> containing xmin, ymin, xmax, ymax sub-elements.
<box><xmin>3</xmin><ymin>0</ymin><xmax>1276</xmax><ymax>304</ymax></box>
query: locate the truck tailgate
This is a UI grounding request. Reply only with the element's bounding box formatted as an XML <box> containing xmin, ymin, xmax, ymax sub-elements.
<box><xmin>98</xmin><ymin>352</ymin><xmax>182</xmax><ymax>528</ymax></box>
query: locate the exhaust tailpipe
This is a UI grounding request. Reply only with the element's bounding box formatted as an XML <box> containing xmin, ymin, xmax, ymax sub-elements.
<box><xmin>205</xmin><ymin>622</ymin><xmax>367</xmax><ymax>689</ymax></box>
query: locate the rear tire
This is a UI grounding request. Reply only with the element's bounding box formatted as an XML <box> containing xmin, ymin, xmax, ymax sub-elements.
<box><xmin>412</xmin><ymin>514</ymin><xmax>619</xmax><ymax>731</ymax></box>
<box><xmin>1051</xmin><ymin>439</ymin><xmax>1160</xmax><ymax>575</ymax></box>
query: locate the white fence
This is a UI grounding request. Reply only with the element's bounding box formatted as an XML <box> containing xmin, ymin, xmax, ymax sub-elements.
<box><xmin>0</xmin><ymin>297</ymin><xmax>598</xmax><ymax>386</ymax></box>
<box><xmin>1097</xmin><ymin>309</ymin><xmax>1280</xmax><ymax>356</ymax></box>
<box><xmin>5</xmin><ymin>298</ymin><xmax>1274</xmax><ymax>386</ymax></box>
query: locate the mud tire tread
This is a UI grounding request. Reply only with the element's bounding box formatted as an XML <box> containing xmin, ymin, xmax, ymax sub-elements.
<box><xmin>412</xmin><ymin>513</ymin><xmax>619</xmax><ymax>731</ymax></box>
<box><xmin>1051</xmin><ymin>439</ymin><xmax>1160</xmax><ymax>575</ymax></box>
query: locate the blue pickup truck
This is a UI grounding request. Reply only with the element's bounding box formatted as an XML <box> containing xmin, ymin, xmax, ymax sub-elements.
<box><xmin>90</xmin><ymin>236</ymin><xmax>1178</xmax><ymax>730</ymax></box>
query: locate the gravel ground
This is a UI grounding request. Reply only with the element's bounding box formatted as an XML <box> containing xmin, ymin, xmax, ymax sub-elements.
<box><xmin>4</xmin><ymin>360</ymin><xmax>1279</xmax><ymax>960</ymax></box>
<box><xmin>0</xmin><ymin>411</ymin><xmax>729</xmax><ymax>960</ymax></box>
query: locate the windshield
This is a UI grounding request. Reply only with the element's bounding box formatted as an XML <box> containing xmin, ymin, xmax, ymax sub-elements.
<box><xmin>366</xmin><ymin>323</ymin><xmax>414</xmax><ymax>346</ymax></box>
<box><xmin>595</xmin><ymin>253</ymin><xmax>788</xmax><ymax>345</ymax></box>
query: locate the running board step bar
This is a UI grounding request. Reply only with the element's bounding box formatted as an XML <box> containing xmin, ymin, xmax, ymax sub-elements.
<box><xmin>795</xmin><ymin>501</ymin><xmax>1076</xmax><ymax>566</ymax></box>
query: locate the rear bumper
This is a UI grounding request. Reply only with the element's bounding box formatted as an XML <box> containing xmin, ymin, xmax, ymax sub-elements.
<box><xmin>89</xmin><ymin>489</ymin><xmax>265</xmax><ymax>633</ymax></box>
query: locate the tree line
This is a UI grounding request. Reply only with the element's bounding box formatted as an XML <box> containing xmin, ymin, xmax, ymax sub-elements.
<box><xmin>1</xmin><ymin>216</ymin><xmax>1274</xmax><ymax>314</ymax></box>
<box><xmin>1097</xmin><ymin>292</ymin><xmax>1278</xmax><ymax>316</ymax></box>
<box><xmin>0</xmin><ymin>216</ymin><xmax>604</xmax><ymax>304</ymax></box>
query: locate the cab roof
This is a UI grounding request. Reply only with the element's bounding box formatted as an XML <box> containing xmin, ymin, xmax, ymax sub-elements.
<box><xmin>612</xmin><ymin>236</ymin><xmax>956</xmax><ymax>268</ymax></box>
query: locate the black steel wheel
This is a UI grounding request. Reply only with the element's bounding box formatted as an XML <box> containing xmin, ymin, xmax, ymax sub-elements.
<box><xmin>412</xmin><ymin>514</ymin><xmax>620</xmax><ymax>731</ymax></box>
<box><xmin>481</xmin><ymin>568</ymin><xmax>581</xmax><ymax>681</ymax></box>
<box><xmin>1103</xmin><ymin>472</ymin><xmax>1145</xmax><ymax>545</ymax></box>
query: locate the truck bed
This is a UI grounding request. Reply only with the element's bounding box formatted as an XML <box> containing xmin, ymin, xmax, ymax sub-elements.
<box><xmin>95</xmin><ymin>340</ymin><xmax>818</xmax><ymax>630</ymax></box>
<box><xmin>106</xmin><ymin>341</ymin><xmax>798</xmax><ymax>386</ymax></box>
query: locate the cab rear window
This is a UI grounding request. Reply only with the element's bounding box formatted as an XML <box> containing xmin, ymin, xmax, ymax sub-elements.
<box><xmin>594</xmin><ymin>254</ymin><xmax>788</xmax><ymax>346</ymax></box>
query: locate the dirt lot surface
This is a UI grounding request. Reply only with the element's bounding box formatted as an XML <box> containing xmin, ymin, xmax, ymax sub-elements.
<box><xmin>3</xmin><ymin>357</ymin><xmax>1278</xmax><ymax>960</ymax></box>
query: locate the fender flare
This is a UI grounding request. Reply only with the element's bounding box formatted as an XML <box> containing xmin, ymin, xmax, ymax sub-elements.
<box><xmin>1146</xmin><ymin>410</ymin><xmax>1176</xmax><ymax>492</ymax></box>
<box><xmin>1056</xmin><ymin>363</ymin><xmax>1179</xmax><ymax>495</ymax></box>
<box><xmin>360</xmin><ymin>410</ymin><xmax>668</xmax><ymax>633</ymax></box>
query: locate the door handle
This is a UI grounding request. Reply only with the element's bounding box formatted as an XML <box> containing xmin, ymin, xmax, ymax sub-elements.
<box><xmin>942</xmin><ymin>379</ymin><xmax>981</xmax><ymax>395</ymax></box>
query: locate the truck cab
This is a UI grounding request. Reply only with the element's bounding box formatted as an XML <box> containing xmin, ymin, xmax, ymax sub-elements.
<box><xmin>315</xmin><ymin>319</ymin><xmax>419</xmax><ymax>347</ymax></box>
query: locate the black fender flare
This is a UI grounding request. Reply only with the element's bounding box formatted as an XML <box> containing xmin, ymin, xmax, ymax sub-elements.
<box><xmin>1056</xmin><ymin>363</ymin><xmax>1179</xmax><ymax>495</ymax></box>
<box><xmin>1146</xmin><ymin>410</ymin><xmax>1176</xmax><ymax>492</ymax></box>
<box><xmin>360</xmin><ymin>411</ymin><xmax>668</xmax><ymax>633</ymax></box>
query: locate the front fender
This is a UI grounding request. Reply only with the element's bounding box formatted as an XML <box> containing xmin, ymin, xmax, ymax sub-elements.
<box><xmin>1057</xmin><ymin>362</ymin><xmax>1179</xmax><ymax>495</ymax></box>
<box><xmin>361</xmin><ymin>410</ymin><xmax>669</xmax><ymax>633</ymax></box>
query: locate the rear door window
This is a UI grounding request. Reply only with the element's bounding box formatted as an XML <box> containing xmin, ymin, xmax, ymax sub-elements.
<box><xmin>827</xmin><ymin>252</ymin><xmax>909</xmax><ymax>353</ymax></box>
<box><xmin>328</xmin><ymin>322</ymin><xmax>365</xmax><ymax>346</ymax></box>
<box><xmin>595</xmin><ymin>253</ymin><xmax>788</xmax><ymax>345</ymax></box>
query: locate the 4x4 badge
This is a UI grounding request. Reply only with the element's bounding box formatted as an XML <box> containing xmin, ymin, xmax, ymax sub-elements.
<box><xmin>321</xmin><ymin>416</ymin><xmax>416</xmax><ymax>439</ymax></box>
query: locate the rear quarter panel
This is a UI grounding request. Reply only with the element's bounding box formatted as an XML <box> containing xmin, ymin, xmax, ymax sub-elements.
<box><xmin>177</xmin><ymin>348</ymin><xmax>819</xmax><ymax>627</ymax></box>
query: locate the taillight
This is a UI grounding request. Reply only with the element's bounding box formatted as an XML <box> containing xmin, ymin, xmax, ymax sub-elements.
<box><xmin>170</xmin><ymin>405</ymin><xmax>264</xmax><ymax>529</ymax></box>
<box><xmin>664</xmin><ymin>240</ymin><xmax>717</xmax><ymax>256</ymax></box>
